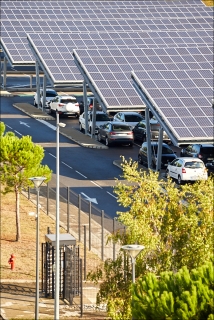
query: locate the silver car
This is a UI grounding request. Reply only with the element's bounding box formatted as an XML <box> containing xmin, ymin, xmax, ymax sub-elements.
<box><xmin>97</xmin><ymin>121</ymin><xmax>134</xmax><ymax>147</ymax></box>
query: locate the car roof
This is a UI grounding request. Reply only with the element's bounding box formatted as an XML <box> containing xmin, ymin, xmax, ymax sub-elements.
<box><xmin>118</xmin><ymin>111</ymin><xmax>142</xmax><ymax>115</ymax></box>
<box><xmin>189</xmin><ymin>144</ymin><xmax>214</xmax><ymax>147</ymax></box>
<box><xmin>59</xmin><ymin>95</ymin><xmax>76</xmax><ymax>99</ymax></box>
<box><xmin>143</xmin><ymin>142</ymin><xmax>168</xmax><ymax>146</ymax></box>
<box><xmin>176</xmin><ymin>157</ymin><xmax>204</xmax><ymax>162</ymax></box>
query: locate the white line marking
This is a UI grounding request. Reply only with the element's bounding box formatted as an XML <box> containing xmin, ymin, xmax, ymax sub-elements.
<box><xmin>106</xmin><ymin>191</ymin><xmax>117</xmax><ymax>199</ymax></box>
<box><xmin>6</xmin><ymin>125</ymin><xmax>12</xmax><ymax>129</ymax></box>
<box><xmin>37</xmin><ymin>119</ymin><xmax>56</xmax><ymax>130</ymax></box>
<box><xmin>76</xmin><ymin>171</ymin><xmax>87</xmax><ymax>178</ymax></box>
<box><xmin>62</xmin><ymin>162</ymin><xmax>73</xmax><ymax>169</ymax></box>
<box><xmin>14</xmin><ymin>130</ymin><xmax>22</xmax><ymax>136</ymax></box>
<box><xmin>90</xmin><ymin>181</ymin><xmax>102</xmax><ymax>189</ymax></box>
<box><xmin>48</xmin><ymin>153</ymin><xmax>56</xmax><ymax>158</ymax></box>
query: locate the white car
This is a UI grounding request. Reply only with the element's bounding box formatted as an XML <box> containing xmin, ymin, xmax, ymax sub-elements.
<box><xmin>166</xmin><ymin>157</ymin><xmax>208</xmax><ymax>185</ymax></box>
<box><xmin>79</xmin><ymin>111</ymin><xmax>110</xmax><ymax>134</ymax></box>
<box><xmin>33</xmin><ymin>88</ymin><xmax>58</xmax><ymax>108</ymax></box>
<box><xmin>113</xmin><ymin>111</ymin><xmax>144</xmax><ymax>129</ymax></box>
<box><xmin>49</xmin><ymin>95</ymin><xmax>80</xmax><ymax>117</ymax></box>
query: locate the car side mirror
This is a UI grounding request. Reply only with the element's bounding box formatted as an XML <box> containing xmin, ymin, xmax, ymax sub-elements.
<box><xmin>99</xmin><ymin>125</ymin><xmax>103</xmax><ymax>129</ymax></box>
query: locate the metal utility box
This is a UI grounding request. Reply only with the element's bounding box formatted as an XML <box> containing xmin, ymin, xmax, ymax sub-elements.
<box><xmin>45</xmin><ymin>233</ymin><xmax>76</xmax><ymax>247</ymax></box>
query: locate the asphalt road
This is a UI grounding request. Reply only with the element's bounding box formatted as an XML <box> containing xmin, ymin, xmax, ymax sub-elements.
<box><xmin>1</xmin><ymin>95</ymin><xmax>140</xmax><ymax>218</ymax></box>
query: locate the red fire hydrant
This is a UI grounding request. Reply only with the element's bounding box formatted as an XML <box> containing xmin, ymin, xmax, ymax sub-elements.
<box><xmin>8</xmin><ymin>254</ymin><xmax>15</xmax><ymax>270</ymax></box>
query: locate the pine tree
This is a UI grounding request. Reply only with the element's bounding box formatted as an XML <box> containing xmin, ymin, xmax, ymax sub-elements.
<box><xmin>0</xmin><ymin>122</ymin><xmax>52</xmax><ymax>241</ymax></box>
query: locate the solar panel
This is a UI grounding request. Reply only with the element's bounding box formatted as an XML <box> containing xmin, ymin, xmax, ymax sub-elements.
<box><xmin>24</xmin><ymin>29</ymin><xmax>213</xmax><ymax>85</ymax></box>
<box><xmin>1</xmin><ymin>5</ymin><xmax>212</xmax><ymax>21</ymax></box>
<box><xmin>0</xmin><ymin>0</ymin><xmax>205</xmax><ymax>8</ymax></box>
<box><xmin>130</xmin><ymin>65</ymin><xmax>213</xmax><ymax>143</ymax></box>
<box><xmin>71</xmin><ymin>45</ymin><xmax>213</xmax><ymax>142</ymax></box>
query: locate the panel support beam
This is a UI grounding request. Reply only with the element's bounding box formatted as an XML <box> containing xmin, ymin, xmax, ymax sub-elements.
<box><xmin>156</xmin><ymin>127</ymin><xmax>163</xmax><ymax>171</ymax></box>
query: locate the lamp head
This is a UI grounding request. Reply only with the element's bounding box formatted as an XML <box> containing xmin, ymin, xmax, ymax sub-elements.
<box><xmin>29</xmin><ymin>176</ymin><xmax>46</xmax><ymax>189</ymax></box>
<box><xmin>121</xmin><ymin>244</ymin><xmax>145</xmax><ymax>259</ymax></box>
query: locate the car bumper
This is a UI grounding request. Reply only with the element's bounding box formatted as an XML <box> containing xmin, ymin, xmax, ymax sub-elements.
<box><xmin>109</xmin><ymin>138</ymin><xmax>134</xmax><ymax>144</ymax></box>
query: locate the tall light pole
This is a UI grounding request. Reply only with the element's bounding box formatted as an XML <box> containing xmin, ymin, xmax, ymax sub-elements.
<box><xmin>121</xmin><ymin>244</ymin><xmax>145</xmax><ymax>283</ymax></box>
<box><xmin>29</xmin><ymin>176</ymin><xmax>46</xmax><ymax>320</ymax></box>
<box><xmin>55</xmin><ymin>110</ymin><xmax>66</xmax><ymax>320</ymax></box>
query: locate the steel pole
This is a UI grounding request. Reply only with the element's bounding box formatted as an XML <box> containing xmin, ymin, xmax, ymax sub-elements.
<box><xmin>55</xmin><ymin>111</ymin><xmax>60</xmax><ymax>320</ymax></box>
<box><xmin>132</xmin><ymin>257</ymin><xmax>136</xmax><ymax>284</ymax></box>
<box><xmin>35</xmin><ymin>187</ymin><xmax>39</xmax><ymax>320</ymax></box>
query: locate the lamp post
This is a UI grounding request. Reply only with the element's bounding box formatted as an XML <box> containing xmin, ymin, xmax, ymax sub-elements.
<box><xmin>55</xmin><ymin>110</ymin><xmax>66</xmax><ymax>320</ymax></box>
<box><xmin>121</xmin><ymin>244</ymin><xmax>145</xmax><ymax>283</ymax></box>
<box><xmin>29</xmin><ymin>176</ymin><xmax>46</xmax><ymax>320</ymax></box>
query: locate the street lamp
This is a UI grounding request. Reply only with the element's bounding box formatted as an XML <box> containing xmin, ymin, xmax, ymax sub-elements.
<box><xmin>55</xmin><ymin>110</ymin><xmax>66</xmax><ymax>320</ymax></box>
<box><xmin>29</xmin><ymin>176</ymin><xmax>46</xmax><ymax>320</ymax></box>
<box><xmin>121</xmin><ymin>244</ymin><xmax>145</xmax><ymax>283</ymax></box>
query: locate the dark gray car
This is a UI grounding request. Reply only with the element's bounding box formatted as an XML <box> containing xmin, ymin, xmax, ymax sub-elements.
<box><xmin>138</xmin><ymin>142</ymin><xmax>177</xmax><ymax>168</ymax></box>
<box><xmin>180</xmin><ymin>144</ymin><xmax>214</xmax><ymax>164</ymax></box>
<box><xmin>97</xmin><ymin>121</ymin><xmax>134</xmax><ymax>147</ymax></box>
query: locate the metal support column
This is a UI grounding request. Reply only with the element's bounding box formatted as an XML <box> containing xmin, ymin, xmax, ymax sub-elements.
<box><xmin>35</xmin><ymin>60</ymin><xmax>40</xmax><ymax>108</ymax></box>
<box><xmin>91</xmin><ymin>98</ymin><xmax>97</xmax><ymax>139</ymax></box>
<box><xmin>3</xmin><ymin>57</ymin><xmax>7</xmax><ymax>89</ymax></box>
<box><xmin>42</xmin><ymin>74</ymin><xmax>47</xmax><ymax>112</ymax></box>
<box><xmin>83</xmin><ymin>80</ymin><xmax>89</xmax><ymax>134</ymax></box>
<box><xmin>145</xmin><ymin>107</ymin><xmax>152</xmax><ymax>169</ymax></box>
<box><xmin>156</xmin><ymin>127</ymin><xmax>163</xmax><ymax>171</ymax></box>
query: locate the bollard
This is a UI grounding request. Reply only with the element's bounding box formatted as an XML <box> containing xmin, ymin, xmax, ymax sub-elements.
<box><xmin>8</xmin><ymin>254</ymin><xmax>15</xmax><ymax>270</ymax></box>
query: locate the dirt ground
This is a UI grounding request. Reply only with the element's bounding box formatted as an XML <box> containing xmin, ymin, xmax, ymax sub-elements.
<box><xmin>0</xmin><ymin>190</ymin><xmax>108</xmax><ymax>319</ymax></box>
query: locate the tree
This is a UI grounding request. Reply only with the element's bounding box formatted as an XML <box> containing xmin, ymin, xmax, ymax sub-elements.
<box><xmin>88</xmin><ymin>156</ymin><xmax>213</xmax><ymax>320</ymax></box>
<box><xmin>132</xmin><ymin>261</ymin><xmax>214</xmax><ymax>320</ymax></box>
<box><xmin>0</xmin><ymin>122</ymin><xmax>52</xmax><ymax>241</ymax></box>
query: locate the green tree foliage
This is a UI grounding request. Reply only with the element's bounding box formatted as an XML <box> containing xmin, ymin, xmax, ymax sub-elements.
<box><xmin>0</xmin><ymin>122</ymin><xmax>52</xmax><ymax>241</ymax></box>
<box><xmin>88</xmin><ymin>157</ymin><xmax>213</xmax><ymax>319</ymax></box>
<box><xmin>132</xmin><ymin>261</ymin><xmax>214</xmax><ymax>320</ymax></box>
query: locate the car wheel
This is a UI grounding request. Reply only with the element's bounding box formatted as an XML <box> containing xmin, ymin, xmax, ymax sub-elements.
<box><xmin>177</xmin><ymin>175</ymin><xmax>182</xmax><ymax>185</ymax></box>
<box><xmin>79</xmin><ymin>123</ymin><xmax>83</xmax><ymax>132</ymax></box>
<box><xmin>50</xmin><ymin>108</ymin><xmax>54</xmax><ymax>114</ymax></box>
<box><xmin>129</xmin><ymin>142</ymin><xmax>133</xmax><ymax>147</ymax></box>
<box><xmin>105</xmin><ymin>137</ymin><xmax>110</xmax><ymax>146</ymax></box>
<box><xmin>34</xmin><ymin>100</ymin><xmax>37</xmax><ymax>107</ymax></box>
<box><xmin>138</xmin><ymin>155</ymin><xmax>143</xmax><ymax>164</ymax></box>
<box><xmin>97</xmin><ymin>133</ymin><xmax>102</xmax><ymax>142</ymax></box>
<box><xmin>165</xmin><ymin>169</ymin><xmax>170</xmax><ymax>179</ymax></box>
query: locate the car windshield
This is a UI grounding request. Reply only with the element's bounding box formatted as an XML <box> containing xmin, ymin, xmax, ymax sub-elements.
<box><xmin>46</xmin><ymin>92</ymin><xmax>57</xmax><ymax>97</ymax></box>
<box><xmin>96</xmin><ymin>114</ymin><xmax>109</xmax><ymax>121</ymax></box>
<box><xmin>61</xmin><ymin>99</ymin><xmax>76</xmax><ymax>103</ymax></box>
<box><xmin>200</xmin><ymin>147</ymin><xmax>214</xmax><ymax>154</ymax></box>
<box><xmin>185</xmin><ymin>161</ymin><xmax>204</xmax><ymax>168</ymax></box>
<box><xmin>124</xmin><ymin>115</ymin><xmax>142</xmax><ymax>122</ymax></box>
<box><xmin>151</xmin><ymin>145</ymin><xmax>174</xmax><ymax>154</ymax></box>
<box><xmin>112</xmin><ymin>125</ymin><xmax>130</xmax><ymax>131</ymax></box>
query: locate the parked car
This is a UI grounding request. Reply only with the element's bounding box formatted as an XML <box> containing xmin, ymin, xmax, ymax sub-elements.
<box><xmin>165</xmin><ymin>157</ymin><xmax>208</xmax><ymax>185</ymax></box>
<box><xmin>138</xmin><ymin>142</ymin><xmax>177</xmax><ymax>169</ymax></box>
<box><xmin>133</xmin><ymin>119</ymin><xmax>170</xmax><ymax>142</ymax></box>
<box><xmin>49</xmin><ymin>95</ymin><xmax>80</xmax><ymax>117</ymax></box>
<box><xmin>205</xmin><ymin>160</ymin><xmax>214</xmax><ymax>176</ymax></box>
<box><xmin>33</xmin><ymin>88</ymin><xmax>58</xmax><ymax>108</ymax></box>
<box><xmin>79</xmin><ymin>111</ymin><xmax>110</xmax><ymax>134</ymax></box>
<box><xmin>87</xmin><ymin>96</ymin><xmax>102</xmax><ymax>111</ymax></box>
<box><xmin>97</xmin><ymin>121</ymin><xmax>134</xmax><ymax>146</ymax></box>
<box><xmin>180</xmin><ymin>144</ymin><xmax>214</xmax><ymax>164</ymax></box>
<box><xmin>113</xmin><ymin>111</ymin><xmax>144</xmax><ymax>129</ymax></box>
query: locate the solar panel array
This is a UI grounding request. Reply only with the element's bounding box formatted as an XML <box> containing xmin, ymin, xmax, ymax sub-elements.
<box><xmin>1</xmin><ymin>6</ymin><xmax>211</xmax><ymax>21</ymax></box>
<box><xmin>26</xmin><ymin>30</ymin><xmax>213</xmax><ymax>84</ymax></box>
<box><xmin>72</xmin><ymin>46</ymin><xmax>213</xmax><ymax>142</ymax></box>
<box><xmin>1</xmin><ymin>6</ymin><xmax>212</xmax><ymax>65</ymax></box>
<box><xmin>0</xmin><ymin>0</ymin><xmax>205</xmax><ymax>8</ymax></box>
<box><xmin>1</xmin><ymin>0</ymin><xmax>213</xmax><ymax>143</ymax></box>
